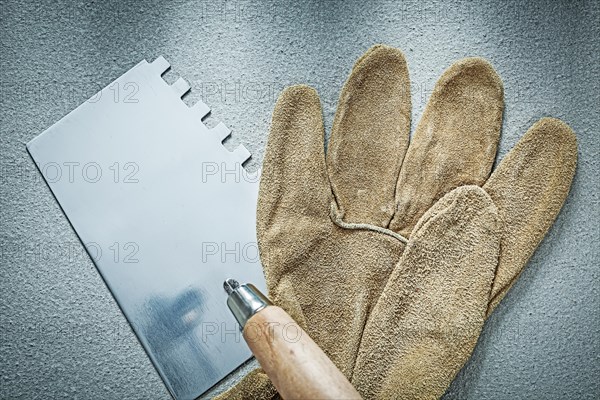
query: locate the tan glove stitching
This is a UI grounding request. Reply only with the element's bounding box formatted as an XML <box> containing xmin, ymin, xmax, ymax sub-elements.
<box><xmin>329</xmin><ymin>202</ymin><xmax>409</xmax><ymax>244</ymax></box>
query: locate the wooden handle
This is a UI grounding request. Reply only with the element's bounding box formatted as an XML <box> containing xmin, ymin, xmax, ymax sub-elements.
<box><xmin>243</xmin><ymin>306</ymin><xmax>362</xmax><ymax>400</ymax></box>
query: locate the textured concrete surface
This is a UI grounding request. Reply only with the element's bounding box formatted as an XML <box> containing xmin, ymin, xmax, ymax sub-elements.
<box><xmin>1</xmin><ymin>0</ymin><xmax>598</xmax><ymax>399</ymax></box>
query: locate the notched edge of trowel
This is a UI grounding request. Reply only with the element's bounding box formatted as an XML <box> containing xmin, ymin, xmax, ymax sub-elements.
<box><xmin>150</xmin><ymin>56</ymin><xmax>253</xmax><ymax>167</ymax></box>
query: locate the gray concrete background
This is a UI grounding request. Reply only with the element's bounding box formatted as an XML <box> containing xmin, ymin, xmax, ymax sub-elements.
<box><xmin>1</xmin><ymin>0</ymin><xmax>598</xmax><ymax>398</ymax></box>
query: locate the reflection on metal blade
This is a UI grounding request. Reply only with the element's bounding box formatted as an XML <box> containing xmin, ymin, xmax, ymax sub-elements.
<box><xmin>26</xmin><ymin>57</ymin><xmax>267</xmax><ymax>399</ymax></box>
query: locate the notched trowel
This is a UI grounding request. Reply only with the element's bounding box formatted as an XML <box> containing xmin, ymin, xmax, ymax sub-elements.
<box><xmin>27</xmin><ymin>57</ymin><xmax>267</xmax><ymax>399</ymax></box>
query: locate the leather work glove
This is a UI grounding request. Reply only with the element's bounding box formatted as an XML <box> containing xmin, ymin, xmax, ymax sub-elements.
<box><xmin>351</xmin><ymin>118</ymin><xmax>577</xmax><ymax>399</ymax></box>
<box><xmin>217</xmin><ymin>45</ymin><xmax>577</xmax><ymax>399</ymax></box>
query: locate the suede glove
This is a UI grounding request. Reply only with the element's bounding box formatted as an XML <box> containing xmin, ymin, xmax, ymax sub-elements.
<box><xmin>351</xmin><ymin>117</ymin><xmax>577</xmax><ymax>399</ymax></box>
<box><xmin>217</xmin><ymin>45</ymin><xmax>577</xmax><ymax>399</ymax></box>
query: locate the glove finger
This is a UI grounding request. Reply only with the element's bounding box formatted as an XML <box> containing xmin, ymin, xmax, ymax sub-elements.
<box><xmin>390</xmin><ymin>57</ymin><xmax>503</xmax><ymax>237</ymax></box>
<box><xmin>213</xmin><ymin>368</ymin><xmax>278</xmax><ymax>400</ymax></box>
<box><xmin>351</xmin><ymin>185</ymin><xmax>500</xmax><ymax>399</ymax></box>
<box><xmin>327</xmin><ymin>44</ymin><xmax>411</xmax><ymax>227</ymax></box>
<box><xmin>484</xmin><ymin>117</ymin><xmax>577</xmax><ymax>315</ymax></box>
<box><xmin>257</xmin><ymin>85</ymin><xmax>333</xmax><ymax>283</ymax></box>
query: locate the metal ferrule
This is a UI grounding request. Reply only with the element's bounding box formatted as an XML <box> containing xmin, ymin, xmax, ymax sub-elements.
<box><xmin>224</xmin><ymin>279</ymin><xmax>272</xmax><ymax>329</ymax></box>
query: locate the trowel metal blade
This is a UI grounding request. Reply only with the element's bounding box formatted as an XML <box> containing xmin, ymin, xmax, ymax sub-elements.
<box><xmin>26</xmin><ymin>57</ymin><xmax>266</xmax><ymax>399</ymax></box>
